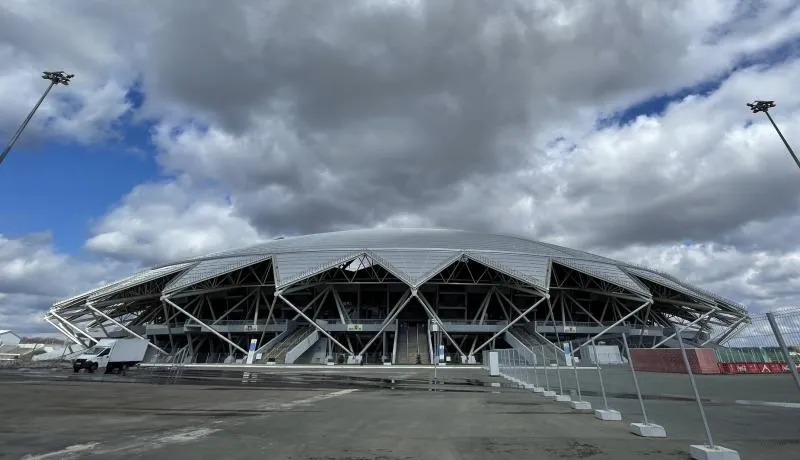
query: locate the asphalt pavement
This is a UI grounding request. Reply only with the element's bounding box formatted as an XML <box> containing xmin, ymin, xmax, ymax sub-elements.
<box><xmin>0</xmin><ymin>365</ymin><xmax>797</xmax><ymax>459</ymax></box>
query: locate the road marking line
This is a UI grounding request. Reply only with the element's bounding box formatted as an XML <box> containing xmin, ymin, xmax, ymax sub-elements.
<box><xmin>735</xmin><ymin>399</ymin><xmax>800</xmax><ymax>409</ymax></box>
<box><xmin>261</xmin><ymin>388</ymin><xmax>359</xmax><ymax>410</ymax></box>
<box><xmin>21</xmin><ymin>443</ymin><xmax>98</xmax><ymax>460</ymax></box>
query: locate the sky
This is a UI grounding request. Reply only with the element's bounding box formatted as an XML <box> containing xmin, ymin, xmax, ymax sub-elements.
<box><xmin>2</xmin><ymin>0</ymin><xmax>800</xmax><ymax>336</ymax></box>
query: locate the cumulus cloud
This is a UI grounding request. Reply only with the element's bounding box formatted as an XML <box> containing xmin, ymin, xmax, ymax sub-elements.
<box><xmin>85</xmin><ymin>178</ymin><xmax>264</xmax><ymax>265</ymax></box>
<box><xmin>0</xmin><ymin>233</ymin><xmax>132</xmax><ymax>334</ymax></box>
<box><xmin>2</xmin><ymin>0</ymin><xmax>800</xmax><ymax>336</ymax></box>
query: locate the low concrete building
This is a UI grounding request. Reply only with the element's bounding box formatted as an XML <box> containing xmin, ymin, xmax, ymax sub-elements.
<box><xmin>0</xmin><ymin>330</ymin><xmax>21</xmax><ymax>347</ymax></box>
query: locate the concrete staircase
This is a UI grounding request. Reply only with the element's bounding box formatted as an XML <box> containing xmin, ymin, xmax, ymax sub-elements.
<box><xmin>510</xmin><ymin>326</ymin><xmax>565</xmax><ymax>366</ymax></box>
<box><xmin>261</xmin><ymin>326</ymin><xmax>313</xmax><ymax>363</ymax></box>
<box><xmin>396</xmin><ymin>323</ymin><xmax>430</xmax><ymax>364</ymax></box>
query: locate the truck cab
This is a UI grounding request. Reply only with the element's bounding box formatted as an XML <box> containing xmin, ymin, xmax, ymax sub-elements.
<box><xmin>73</xmin><ymin>344</ymin><xmax>111</xmax><ymax>373</ymax></box>
<box><xmin>72</xmin><ymin>338</ymin><xmax>148</xmax><ymax>374</ymax></box>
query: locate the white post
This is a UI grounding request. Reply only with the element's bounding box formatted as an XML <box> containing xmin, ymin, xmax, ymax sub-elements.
<box><xmin>623</xmin><ymin>333</ymin><xmax>667</xmax><ymax>437</ymax></box>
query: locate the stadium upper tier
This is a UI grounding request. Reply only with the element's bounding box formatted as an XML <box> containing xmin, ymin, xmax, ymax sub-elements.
<box><xmin>51</xmin><ymin>228</ymin><xmax>747</xmax><ymax>319</ymax></box>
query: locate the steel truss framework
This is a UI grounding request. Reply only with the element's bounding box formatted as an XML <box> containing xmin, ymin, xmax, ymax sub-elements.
<box><xmin>45</xmin><ymin>232</ymin><xmax>749</xmax><ymax>362</ymax></box>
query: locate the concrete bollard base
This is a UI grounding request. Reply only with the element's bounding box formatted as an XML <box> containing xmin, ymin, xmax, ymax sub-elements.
<box><xmin>570</xmin><ymin>400</ymin><xmax>592</xmax><ymax>410</ymax></box>
<box><xmin>554</xmin><ymin>394</ymin><xmax>571</xmax><ymax>402</ymax></box>
<box><xmin>532</xmin><ymin>386</ymin><xmax>544</xmax><ymax>393</ymax></box>
<box><xmin>542</xmin><ymin>390</ymin><xmax>557</xmax><ymax>397</ymax></box>
<box><xmin>630</xmin><ymin>423</ymin><xmax>667</xmax><ymax>438</ymax></box>
<box><xmin>689</xmin><ymin>445</ymin><xmax>740</xmax><ymax>460</ymax></box>
<box><xmin>594</xmin><ymin>409</ymin><xmax>622</xmax><ymax>421</ymax></box>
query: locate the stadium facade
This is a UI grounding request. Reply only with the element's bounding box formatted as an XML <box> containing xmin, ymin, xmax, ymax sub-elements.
<box><xmin>45</xmin><ymin>229</ymin><xmax>749</xmax><ymax>365</ymax></box>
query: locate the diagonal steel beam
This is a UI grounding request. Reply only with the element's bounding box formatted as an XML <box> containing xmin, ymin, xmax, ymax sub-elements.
<box><xmin>85</xmin><ymin>302</ymin><xmax>168</xmax><ymax>355</ymax></box>
<box><xmin>265</xmin><ymin>290</ymin><xmax>279</xmax><ymax>325</ymax></box>
<box><xmin>45</xmin><ymin>317</ymin><xmax>85</xmax><ymax>346</ymax></box>
<box><xmin>472</xmin><ymin>295</ymin><xmax>548</xmax><ymax>355</ymax></box>
<box><xmin>211</xmin><ymin>289</ymin><xmax>259</xmax><ymax>325</ymax></box>
<box><xmin>50</xmin><ymin>311</ymin><xmax>99</xmax><ymax>344</ymax></box>
<box><xmin>651</xmin><ymin>307</ymin><xmax>718</xmax><ymax>349</ymax></box>
<box><xmin>703</xmin><ymin>315</ymin><xmax>748</xmax><ymax>346</ymax></box>
<box><xmin>572</xmin><ymin>300</ymin><xmax>652</xmax><ymax>354</ymax></box>
<box><xmin>564</xmin><ymin>293</ymin><xmax>603</xmax><ymax>326</ymax></box>
<box><xmin>496</xmin><ymin>290</ymin><xmax>534</xmax><ymax>323</ymax></box>
<box><xmin>251</xmin><ymin>287</ymin><xmax>262</xmax><ymax>325</ymax></box>
<box><xmin>414</xmin><ymin>290</ymin><xmax>468</xmax><ymax>360</ymax></box>
<box><xmin>474</xmin><ymin>287</ymin><xmax>494</xmax><ymax>324</ymax></box>
<box><xmin>292</xmin><ymin>287</ymin><xmax>330</xmax><ymax>321</ymax></box>
<box><xmin>162</xmin><ymin>296</ymin><xmax>247</xmax><ymax>354</ymax></box>
<box><xmin>275</xmin><ymin>291</ymin><xmax>353</xmax><ymax>355</ymax></box>
<box><xmin>311</xmin><ymin>288</ymin><xmax>331</xmax><ymax>320</ymax></box>
<box><xmin>460</xmin><ymin>288</ymin><xmax>495</xmax><ymax>350</ymax></box>
<box><xmin>357</xmin><ymin>289</ymin><xmax>413</xmax><ymax>356</ymax></box>
<box><xmin>330</xmin><ymin>288</ymin><xmax>351</xmax><ymax>324</ymax></box>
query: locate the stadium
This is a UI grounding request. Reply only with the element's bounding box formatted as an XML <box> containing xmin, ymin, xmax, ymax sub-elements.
<box><xmin>44</xmin><ymin>229</ymin><xmax>749</xmax><ymax>365</ymax></box>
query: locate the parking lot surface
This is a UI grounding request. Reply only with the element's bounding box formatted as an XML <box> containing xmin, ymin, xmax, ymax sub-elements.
<box><xmin>0</xmin><ymin>366</ymin><xmax>798</xmax><ymax>459</ymax></box>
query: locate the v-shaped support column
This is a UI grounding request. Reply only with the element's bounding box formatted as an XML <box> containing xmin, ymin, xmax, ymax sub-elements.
<box><xmin>162</xmin><ymin>296</ymin><xmax>248</xmax><ymax>354</ymax></box>
<box><xmin>414</xmin><ymin>291</ymin><xmax>468</xmax><ymax>361</ymax></box>
<box><xmin>651</xmin><ymin>307</ymin><xmax>719</xmax><ymax>349</ymax></box>
<box><xmin>472</xmin><ymin>294</ymin><xmax>548</xmax><ymax>355</ymax></box>
<box><xmin>701</xmin><ymin>315</ymin><xmax>747</xmax><ymax>346</ymax></box>
<box><xmin>572</xmin><ymin>299</ymin><xmax>652</xmax><ymax>355</ymax></box>
<box><xmin>357</xmin><ymin>289</ymin><xmax>413</xmax><ymax>357</ymax></box>
<box><xmin>275</xmin><ymin>291</ymin><xmax>353</xmax><ymax>355</ymax></box>
<box><xmin>85</xmin><ymin>301</ymin><xmax>168</xmax><ymax>355</ymax></box>
<box><xmin>45</xmin><ymin>316</ymin><xmax>86</xmax><ymax>346</ymax></box>
<box><xmin>50</xmin><ymin>311</ymin><xmax>99</xmax><ymax>345</ymax></box>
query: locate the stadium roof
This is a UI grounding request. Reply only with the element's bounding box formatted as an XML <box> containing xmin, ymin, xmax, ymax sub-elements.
<box><xmin>52</xmin><ymin>228</ymin><xmax>748</xmax><ymax>317</ymax></box>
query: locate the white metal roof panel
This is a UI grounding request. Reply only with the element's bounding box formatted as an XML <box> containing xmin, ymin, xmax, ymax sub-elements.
<box><xmin>222</xmin><ymin>228</ymin><xmax>576</xmax><ymax>258</ymax></box>
<box><xmin>87</xmin><ymin>263</ymin><xmax>192</xmax><ymax>301</ymax></box>
<box><xmin>467</xmin><ymin>252</ymin><xmax>550</xmax><ymax>290</ymax></box>
<box><xmin>554</xmin><ymin>258</ymin><xmax>651</xmax><ymax>298</ymax></box>
<box><xmin>274</xmin><ymin>250</ymin><xmax>361</xmax><ymax>288</ymax></box>
<box><xmin>51</xmin><ymin>229</ymin><xmax>747</xmax><ymax>318</ymax></box>
<box><xmin>163</xmin><ymin>254</ymin><xmax>272</xmax><ymax>294</ymax></box>
<box><xmin>623</xmin><ymin>267</ymin><xmax>713</xmax><ymax>304</ymax></box>
<box><xmin>369</xmin><ymin>249</ymin><xmax>462</xmax><ymax>287</ymax></box>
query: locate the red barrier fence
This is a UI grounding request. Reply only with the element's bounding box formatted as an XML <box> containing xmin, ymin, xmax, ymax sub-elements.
<box><xmin>718</xmin><ymin>362</ymin><xmax>800</xmax><ymax>374</ymax></box>
<box><xmin>630</xmin><ymin>348</ymin><xmax>720</xmax><ymax>374</ymax></box>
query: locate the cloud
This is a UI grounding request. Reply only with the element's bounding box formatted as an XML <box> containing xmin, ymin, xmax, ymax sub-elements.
<box><xmin>3</xmin><ymin>0</ymin><xmax>800</xmax><ymax>336</ymax></box>
<box><xmin>0</xmin><ymin>233</ymin><xmax>132</xmax><ymax>334</ymax></box>
<box><xmin>84</xmin><ymin>178</ymin><xmax>264</xmax><ymax>265</ymax></box>
<box><xmin>0</xmin><ymin>1</ymin><xmax>145</xmax><ymax>147</ymax></box>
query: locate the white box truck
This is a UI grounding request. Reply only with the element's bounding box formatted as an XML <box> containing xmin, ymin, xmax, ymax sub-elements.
<box><xmin>73</xmin><ymin>338</ymin><xmax>148</xmax><ymax>374</ymax></box>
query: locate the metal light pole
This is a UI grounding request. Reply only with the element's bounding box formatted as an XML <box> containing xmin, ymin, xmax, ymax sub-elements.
<box><xmin>747</xmin><ymin>100</ymin><xmax>800</xmax><ymax>170</ymax></box>
<box><xmin>0</xmin><ymin>70</ymin><xmax>74</xmax><ymax>166</ymax></box>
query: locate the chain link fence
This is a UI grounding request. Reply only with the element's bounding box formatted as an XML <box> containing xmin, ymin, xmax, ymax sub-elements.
<box><xmin>715</xmin><ymin>307</ymin><xmax>800</xmax><ymax>375</ymax></box>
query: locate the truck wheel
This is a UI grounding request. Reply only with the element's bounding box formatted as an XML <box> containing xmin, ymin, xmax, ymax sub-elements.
<box><xmin>121</xmin><ymin>364</ymin><xmax>129</xmax><ymax>376</ymax></box>
<box><xmin>73</xmin><ymin>367</ymin><xmax>80</xmax><ymax>374</ymax></box>
<box><xmin>88</xmin><ymin>363</ymin><xmax>98</xmax><ymax>374</ymax></box>
<box><xmin>105</xmin><ymin>365</ymin><xmax>113</xmax><ymax>374</ymax></box>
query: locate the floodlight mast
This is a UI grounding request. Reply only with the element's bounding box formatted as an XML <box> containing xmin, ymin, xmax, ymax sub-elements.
<box><xmin>747</xmin><ymin>100</ymin><xmax>800</xmax><ymax>170</ymax></box>
<box><xmin>0</xmin><ymin>71</ymin><xmax>74</xmax><ymax>166</ymax></box>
